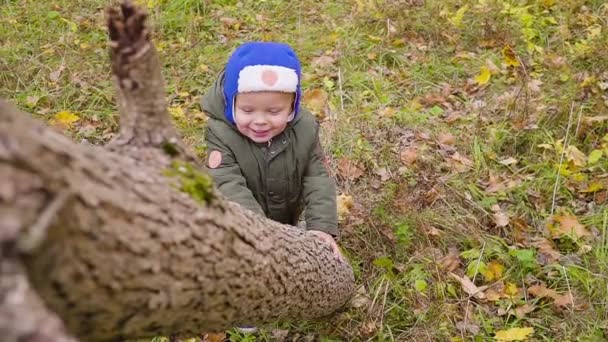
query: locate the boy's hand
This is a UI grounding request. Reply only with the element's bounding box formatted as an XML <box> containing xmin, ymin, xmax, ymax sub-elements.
<box><xmin>309</xmin><ymin>230</ymin><xmax>344</xmax><ymax>262</ymax></box>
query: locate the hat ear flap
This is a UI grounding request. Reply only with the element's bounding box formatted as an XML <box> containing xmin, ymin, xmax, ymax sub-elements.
<box><xmin>287</xmin><ymin>110</ymin><xmax>295</xmax><ymax>122</ymax></box>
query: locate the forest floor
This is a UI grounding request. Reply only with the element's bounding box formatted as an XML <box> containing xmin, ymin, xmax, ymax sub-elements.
<box><xmin>2</xmin><ymin>0</ymin><xmax>608</xmax><ymax>341</ymax></box>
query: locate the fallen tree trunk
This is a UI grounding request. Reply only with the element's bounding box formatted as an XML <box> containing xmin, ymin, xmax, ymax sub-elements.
<box><xmin>0</xmin><ymin>2</ymin><xmax>355</xmax><ymax>341</ymax></box>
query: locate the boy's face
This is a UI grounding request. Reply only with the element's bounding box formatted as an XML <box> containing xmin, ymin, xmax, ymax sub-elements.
<box><xmin>234</xmin><ymin>91</ymin><xmax>295</xmax><ymax>143</ymax></box>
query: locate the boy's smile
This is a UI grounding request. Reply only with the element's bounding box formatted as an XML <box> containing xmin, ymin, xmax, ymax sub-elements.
<box><xmin>234</xmin><ymin>91</ymin><xmax>295</xmax><ymax>143</ymax></box>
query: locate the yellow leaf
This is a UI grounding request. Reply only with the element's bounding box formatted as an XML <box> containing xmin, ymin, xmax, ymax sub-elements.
<box><xmin>588</xmin><ymin>149</ymin><xmax>603</xmax><ymax>164</ymax></box>
<box><xmin>581</xmin><ymin>181</ymin><xmax>604</xmax><ymax>193</ymax></box>
<box><xmin>449</xmin><ymin>5</ymin><xmax>469</xmax><ymax>28</ymax></box>
<box><xmin>505</xmin><ymin>282</ymin><xmax>519</xmax><ymax>297</ymax></box>
<box><xmin>169</xmin><ymin>106</ymin><xmax>185</xmax><ymax>118</ymax></box>
<box><xmin>482</xmin><ymin>261</ymin><xmax>504</xmax><ymax>281</ymax></box>
<box><xmin>474</xmin><ymin>66</ymin><xmax>492</xmax><ymax>85</ymax></box>
<box><xmin>495</xmin><ymin>327</ymin><xmax>534</xmax><ymax>341</ymax></box>
<box><xmin>502</xmin><ymin>45</ymin><xmax>521</xmax><ymax>67</ymax></box>
<box><xmin>53</xmin><ymin>111</ymin><xmax>80</xmax><ymax>128</ymax></box>
<box><xmin>337</xmin><ymin>194</ymin><xmax>354</xmax><ymax>222</ymax></box>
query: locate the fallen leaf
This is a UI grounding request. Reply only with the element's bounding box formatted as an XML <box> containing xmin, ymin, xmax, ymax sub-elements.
<box><xmin>202</xmin><ymin>333</ymin><xmax>227</xmax><ymax>342</ymax></box>
<box><xmin>504</xmin><ymin>282</ymin><xmax>519</xmax><ymax>297</ymax></box>
<box><xmin>499</xmin><ymin>157</ymin><xmax>518</xmax><ymax>166</ymax></box>
<box><xmin>527</xmin><ymin>284</ymin><xmax>558</xmax><ymax>299</ymax></box>
<box><xmin>379</xmin><ymin>106</ymin><xmax>397</xmax><ymax>118</ymax></box>
<box><xmin>502</xmin><ymin>45</ymin><xmax>521</xmax><ymax>68</ymax></box>
<box><xmin>532</xmin><ymin>238</ymin><xmax>562</xmax><ymax>264</ymax></box>
<box><xmin>303</xmin><ymin>88</ymin><xmax>329</xmax><ymax>120</ymax></box>
<box><xmin>482</xmin><ymin>260</ymin><xmax>504</xmax><ymax>281</ymax></box>
<box><xmin>486</xmin><ymin>174</ymin><xmax>506</xmax><ymax>193</ymax></box>
<box><xmin>553</xmin><ymin>293</ymin><xmax>574</xmax><ymax>308</ymax></box>
<box><xmin>513</xmin><ymin>303</ymin><xmax>536</xmax><ymax>319</ymax></box>
<box><xmin>474</xmin><ymin>66</ymin><xmax>492</xmax><ymax>85</ymax></box>
<box><xmin>449</xmin><ymin>273</ymin><xmax>487</xmax><ymax>299</ymax></box>
<box><xmin>547</xmin><ymin>214</ymin><xmax>590</xmax><ymax>240</ymax></box>
<box><xmin>312</xmin><ymin>55</ymin><xmax>335</xmax><ymax>68</ymax></box>
<box><xmin>169</xmin><ymin>106</ymin><xmax>185</xmax><ymax>118</ymax></box>
<box><xmin>350</xmin><ymin>285</ymin><xmax>371</xmax><ymax>309</ymax></box>
<box><xmin>26</xmin><ymin>96</ymin><xmax>40</xmax><ymax>108</ymax></box>
<box><xmin>374</xmin><ymin>167</ymin><xmax>391</xmax><ymax>181</ymax></box>
<box><xmin>495</xmin><ymin>327</ymin><xmax>534</xmax><ymax>341</ymax></box>
<box><xmin>51</xmin><ymin>111</ymin><xmax>80</xmax><ymax>129</ymax></box>
<box><xmin>337</xmin><ymin>158</ymin><xmax>364</xmax><ymax>180</ymax></box>
<box><xmin>440</xmin><ymin>248</ymin><xmax>461</xmax><ymax>272</ymax></box>
<box><xmin>491</xmin><ymin>205</ymin><xmax>510</xmax><ymax>227</ymax></box>
<box><xmin>528</xmin><ymin>79</ymin><xmax>543</xmax><ymax>92</ymax></box>
<box><xmin>270</xmin><ymin>329</ymin><xmax>289</xmax><ymax>342</ymax></box>
<box><xmin>49</xmin><ymin>64</ymin><xmax>65</xmax><ymax>83</ymax></box>
<box><xmin>588</xmin><ymin>149</ymin><xmax>603</xmax><ymax>164</ymax></box>
<box><xmin>219</xmin><ymin>17</ymin><xmax>239</xmax><ymax>27</ymax></box>
<box><xmin>456</xmin><ymin>320</ymin><xmax>480</xmax><ymax>335</ymax></box>
<box><xmin>337</xmin><ymin>194</ymin><xmax>354</xmax><ymax>222</ymax></box>
<box><xmin>566</xmin><ymin>146</ymin><xmax>586</xmax><ymax>168</ymax></box>
<box><xmin>400</xmin><ymin>148</ymin><xmax>418</xmax><ymax>166</ymax></box>
<box><xmin>484</xmin><ymin>288</ymin><xmax>501</xmax><ymax>301</ymax></box>
<box><xmin>437</xmin><ymin>132</ymin><xmax>456</xmax><ymax>145</ymax></box>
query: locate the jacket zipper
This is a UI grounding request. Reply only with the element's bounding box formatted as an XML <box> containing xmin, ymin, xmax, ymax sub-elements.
<box><xmin>264</xmin><ymin>138</ymin><xmax>272</xmax><ymax>214</ymax></box>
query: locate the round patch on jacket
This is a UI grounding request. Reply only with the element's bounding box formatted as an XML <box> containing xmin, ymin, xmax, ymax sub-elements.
<box><xmin>208</xmin><ymin>150</ymin><xmax>222</xmax><ymax>169</ymax></box>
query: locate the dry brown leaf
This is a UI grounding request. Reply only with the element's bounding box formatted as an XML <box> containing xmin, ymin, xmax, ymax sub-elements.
<box><xmin>400</xmin><ymin>148</ymin><xmax>418</xmax><ymax>166</ymax></box>
<box><xmin>312</xmin><ymin>55</ymin><xmax>336</xmax><ymax>68</ymax></box>
<box><xmin>302</xmin><ymin>88</ymin><xmax>329</xmax><ymax>120</ymax></box>
<box><xmin>437</xmin><ymin>132</ymin><xmax>456</xmax><ymax>145</ymax></box>
<box><xmin>440</xmin><ymin>248</ymin><xmax>461</xmax><ymax>272</ymax></box>
<box><xmin>373</xmin><ymin>167</ymin><xmax>391</xmax><ymax>181</ymax></box>
<box><xmin>532</xmin><ymin>238</ymin><xmax>562</xmax><ymax>264</ymax></box>
<box><xmin>499</xmin><ymin>157</ymin><xmax>518</xmax><ymax>166</ymax></box>
<box><xmin>527</xmin><ymin>284</ymin><xmax>558</xmax><ymax>299</ymax></box>
<box><xmin>449</xmin><ymin>273</ymin><xmax>487</xmax><ymax>299</ymax></box>
<box><xmin>547</xmin><ymin>214</ymin><xmax>590</xmax><ymax>240</ymax></box>
<box><xmin>553</xmin><ymin>293</ymin><xmax>574</xmax><ymax>308</ymax></box>
<box><xmin>271</xmin><ymin>329</ymin><xmax>290</xmax><ymax>342</ymax></box>
<box><xmin>202</xmin><ymin>333</ymin><xmax>227</xmax><ymax>342</ymax></box>
<box><xmin>514</xmin><ymin>303</ymin><xmax>536</xmax><ymax>319</ymax></box>
<box><xmin>491</xmin><ymin>204</ymin><xmax>510</xmax><ymax>227</ymax></box>
<box><xmin>484</xmin><ymin>288</ymin><xmax>501</xmax><ymax>301</ymax></box>
<box><xmin>337</xmin><ymin>158</ymin><xmax>364</xmax><ymax>180</ymax></box>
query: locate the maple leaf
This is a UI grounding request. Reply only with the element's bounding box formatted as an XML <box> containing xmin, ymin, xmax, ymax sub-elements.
<box><xmin>495</xmin><ymin>327</ymin><xmax>534</xmax><ymax>341</ymax></box>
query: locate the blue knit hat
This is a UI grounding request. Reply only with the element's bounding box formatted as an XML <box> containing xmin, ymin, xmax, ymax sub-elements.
<box><xmin>223</xmin><ymin>42</ymin><xmax>302</xmax><ymax>124</ymax></box>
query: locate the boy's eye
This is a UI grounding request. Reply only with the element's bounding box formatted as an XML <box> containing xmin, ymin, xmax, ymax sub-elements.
<box><xmin>240</xmin><ymin>108</ymin><xmax>254</xmax><ymax>113</ymax></box>
<box><xmin>268</xmin><ymin>109</ymin><xmax>282</xmax><ymax>114</ymax></box>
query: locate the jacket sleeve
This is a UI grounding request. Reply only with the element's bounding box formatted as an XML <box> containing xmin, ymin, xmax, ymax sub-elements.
<box><xmin>204</xmin><ymin>126</ymin><xmax>265</xmax><ymax>217</ymax></box>
<box><xmin>302</xmin><ymin>131</ymin><xmax>339</xmax><ymax>237</ymax></box>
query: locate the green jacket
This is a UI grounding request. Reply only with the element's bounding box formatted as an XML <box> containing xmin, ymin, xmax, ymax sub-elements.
<box><xmin>201</xmin><ymin>73</ymin><xmax>338</xmax><ymax>236</ymax></box>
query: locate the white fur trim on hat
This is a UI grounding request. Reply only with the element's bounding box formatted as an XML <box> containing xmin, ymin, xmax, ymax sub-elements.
<box><xmin>237</xmin><ymin>65</ymin><xmax>298</xmax><ymax>93</ymax></box>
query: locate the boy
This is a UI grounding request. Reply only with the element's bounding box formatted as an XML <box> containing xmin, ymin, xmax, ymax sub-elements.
<box><xmin>200</xmin><ymin>41</ymin><xmax>342</xmax><ymax>260</ymax></box>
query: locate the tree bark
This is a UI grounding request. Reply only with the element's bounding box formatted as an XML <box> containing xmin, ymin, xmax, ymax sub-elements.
<box><xmin>0</xmin><ymin>2</ymin><xmax>355</xmax><ymax>341</ymax></box>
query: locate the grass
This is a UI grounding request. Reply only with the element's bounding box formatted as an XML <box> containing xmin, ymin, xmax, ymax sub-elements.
<box><xmin>3</xmin><ymin>0</ymin><xmax>608</xmax><ymax>341</ymax></box>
